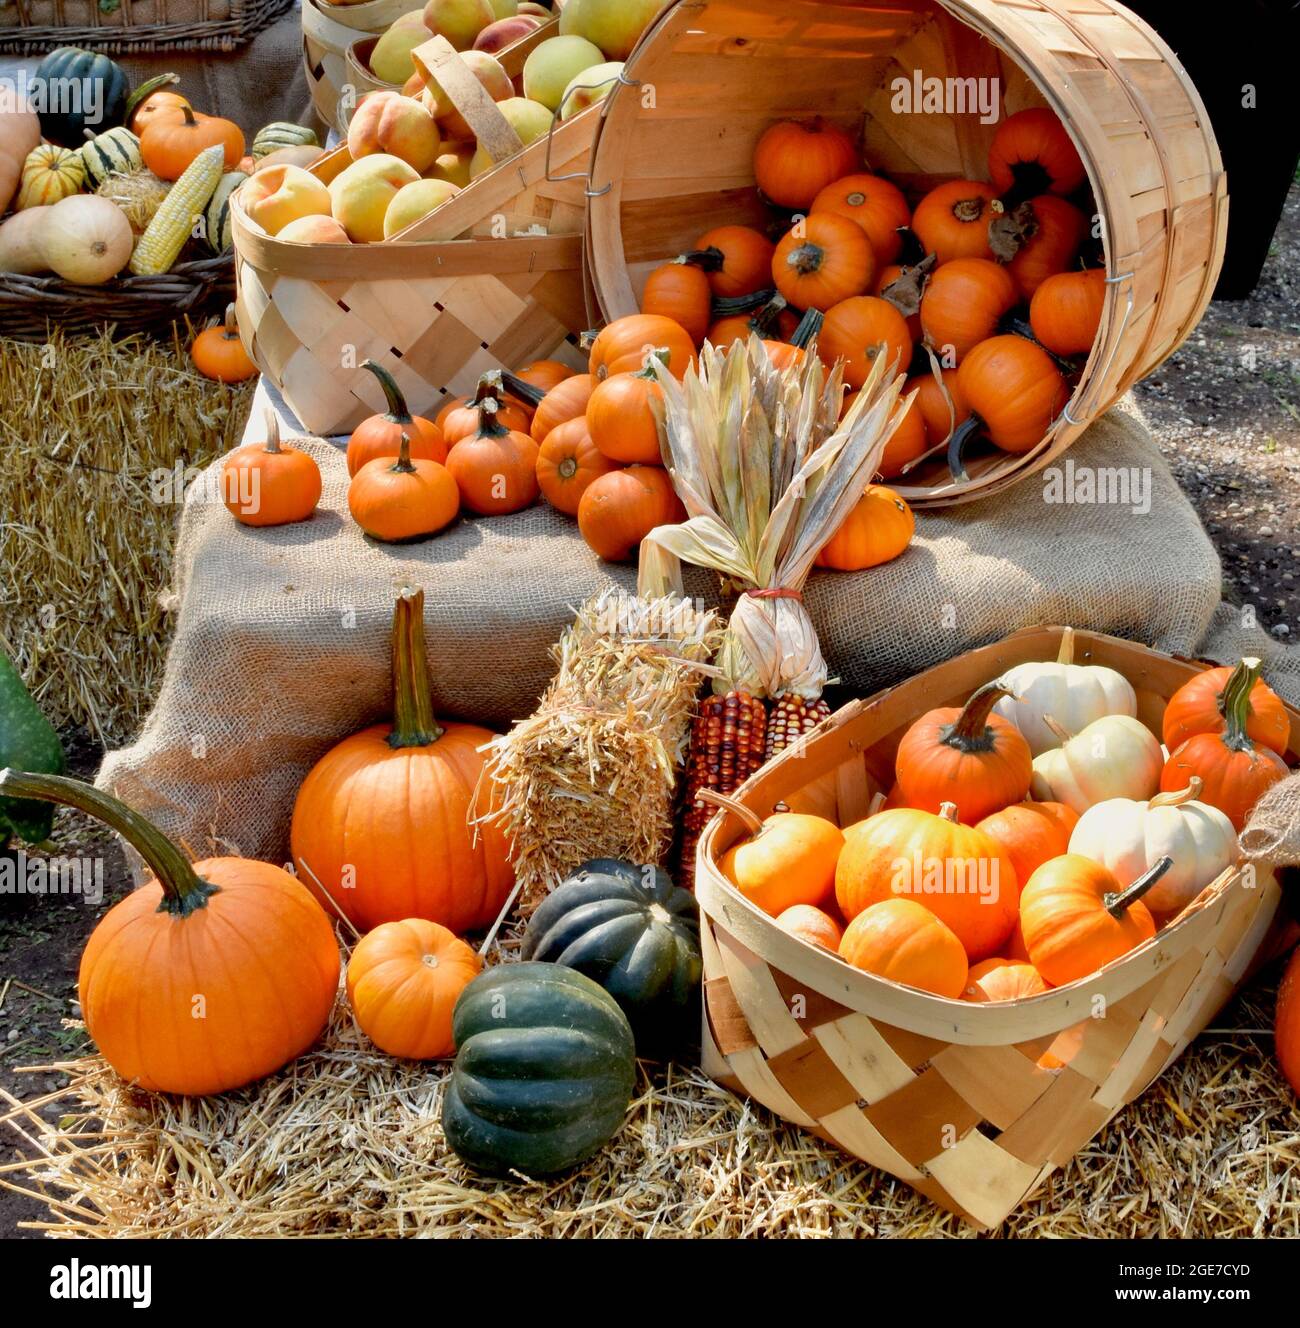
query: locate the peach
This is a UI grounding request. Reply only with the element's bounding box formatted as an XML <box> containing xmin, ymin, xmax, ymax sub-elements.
<box><xmin>369</xmin><ymin>10</ymin><xmax>435</xmax><ymax>85</ymax></box>
<box><xmin>423</xmin><ymin>0</ymin><xmax>494</xmax><ymax>50</ymax></box>
<box><xmin>329</xmin><ymin>153</ymin><xmax>422</xmax><ymax>242</ymax></box>
<box><xmin>522</xmin><ymin>35</ymin><xmax>603</xmax><ymax>112</ymax></box>
<box><xmin>488</xmin><ymin>0</ymin><xmax>517</xmax><ymax>15</ymax></box>
<box><xmin>420</xmin><ymin>49</ymin><xmax>512</xmax><ymax>140</ymax></box>
<box><xmin>277</xmin><ymin>214</ymin><xmax>352</xmax><ymax>244</ymax></box>
<box><xmin>427</xmin><ymin>146</ymin><xmax>474</xmax><ymax>188</ymax></box>
<box><xmin>241</xmin><ymin>164</ymin><xmax>332</xmax><ymax>237</ymax></box>
<box><xmin>560</xmin><ymin>59</ymin><xmax>622</xmax><ymax>120</ymax></box>
<box><xmin>468</xmin><ymin>97</ymin><xmax>552</xmax><ymax>177</ymax></box>
<box><xmin>572</xmin><ymin>0</ymin><xmax>669</xmax><ymax>60</ymax></box>
<box><xmin>383</xmin><ymin>179</ymin><xmax>461</xmax><ymax>238</ymax></box>
<box><xmin>473</xmin><ymin>14</ymin><xmax>542</xmax><ymax>52</ymax></box>
<box><xmin>401</xmin><ymin>71</ymin><xmax>425</xmax><ymax>98</ymax></box>
<box><xmin>348</xmin><ymin>91</ymin><xmax>441</xmax><ymax>173</ymax></box>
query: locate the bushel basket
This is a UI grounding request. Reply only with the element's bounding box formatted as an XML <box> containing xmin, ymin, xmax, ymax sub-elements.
<box><xmin>695</xmin><ymin>627</ymin><xmax>1297</xmax><ymax>1230</ymax></box>
<box><xmin>585</xmin><ymin>0</ymin><xmax>1227</xmax><ymax>508</ymax></box>
<box><xmin>0</xmin><ymin>0</ymin><xmax>294</xmax><ymax>54</ymax></box>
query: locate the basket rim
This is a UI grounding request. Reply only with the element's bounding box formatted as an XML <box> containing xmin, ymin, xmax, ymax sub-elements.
<box><xmin>694</xmin><ymin>625</ymin><xmax>1295</xmax><ymax>1045</ymax></box>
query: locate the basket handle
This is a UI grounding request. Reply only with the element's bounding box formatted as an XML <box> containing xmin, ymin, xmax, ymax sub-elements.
<box><xmin>411</xmin><ymin>36</ymin><xmax>523</xmax><ymax>164</ymax></box>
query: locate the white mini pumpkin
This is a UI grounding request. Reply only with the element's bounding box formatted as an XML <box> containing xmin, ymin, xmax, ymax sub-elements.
<box><xmin>995</xmin><ymin>627</ymin><xmax>1137</xmax><ymax>755</ymax></box>
<box><xmin>1068</xmin><ymin>777</ymin><xmax>1238</xmax><ymax>920</ymax></box>
<box><xmin>38</xmin><ymin>194</ymin><xmax>133</xmax><ymax>286</ymax></box>
<box><xmin>1030</xmin><ymin>713</ymin><xmax>1163</xmax><ymax>813</ymax></box>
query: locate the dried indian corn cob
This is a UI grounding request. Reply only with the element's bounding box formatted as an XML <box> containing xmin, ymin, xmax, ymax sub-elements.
<box><xmin>678</xmin><ymin>690</ymin><xmax>767</xmax><ymax>888</ymax></box>
<box><xmin>764</xmin><ymin>696</ymin><xmax>832</xmax><ymax>762</ymax></box>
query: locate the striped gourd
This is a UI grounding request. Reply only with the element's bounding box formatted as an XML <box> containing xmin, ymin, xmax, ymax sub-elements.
<box><xmin>17</xmin><ymin>144</ymin><xmax>85</xmax><ymax>210</ymax></box>
<box><xmin>80</xmin><ymin>127</ymin><xmax>143</xmax><ymax>188</ymax></box>
<box><xmin>203</xmin><ymin>171</ymin><xmax>246</xmax><ymax>254</ymax></box>
<box><xmin>251</xmin><ymin>122</ymin><xmax>319</xmax><ymax>159</ymax></box>
<box><xmin>129</xmin><ymin>144</ymin><xmax>224</xmax><ymax>276</ymax></box>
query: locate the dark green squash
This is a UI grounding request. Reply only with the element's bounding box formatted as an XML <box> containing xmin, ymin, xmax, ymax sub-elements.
<box><xmin>521</xmin><ymin>859</ymin><xmax>701</xmax><ymax>1054</ymax></box>
<box><xmin>0</xmin><ymin>652</ymin><xmax>66</xmax><ymax>844</ymax></box>
<box><xmin>34</xmin><ymin>48</ymin><xmax>130</xmax><ymax>147</ymax></box>
<box><xmin>442</xmin><ymin>963</ymin><xmax>635</xmax><ymax>1177</ymax></box>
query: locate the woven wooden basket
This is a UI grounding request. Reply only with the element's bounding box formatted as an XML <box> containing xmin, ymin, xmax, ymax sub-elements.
<box><xmin>585</xmin><ymin>0</ymin><xmax>1228</xmax><ymax>508</ymax></box>
<box><xmin>302</xmin><ymin>0</ymin><xmax>414</xmax><ymax>133</ymax></box>
<box><xmin>236</xmin><ymin>33</ymin><xmax>601</xmax><ymax>435</ymax></box>
<box><xmin>0</xmin><ymin>0</ymin><xmax>293</xmax><ymax>53</ymax></box>
<box><xmin>695</xmin><ymin>627</ymin><xmax>1297</xmax><ymax>1230</ymax></box>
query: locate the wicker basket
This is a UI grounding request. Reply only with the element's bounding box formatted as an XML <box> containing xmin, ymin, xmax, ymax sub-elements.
<box><xmin>0</xmin><ymin>0</ymin><xmax>294</xmax><ymax>54</ymax></box>
<box><xmin>0</xmin><ymin>253</ymin><xmax>233</xmax><ymax>341</ymax></box>
<box><xmin>585</xmin><ymin>0</ymin><xmax>1228</xmax><ymax>509</ymax></box>
<box><xmin>695</xmin><ymin>627</ymin><xmax>1297</xmax><ymax>1230</ymax></box>
<box><xmin>236</xmin><ymin>33</ymin><xmax>600</xmax><ymax>435</ymax></box>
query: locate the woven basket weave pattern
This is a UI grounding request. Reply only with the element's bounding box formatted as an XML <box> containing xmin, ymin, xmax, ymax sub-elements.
<box><xmin>0</xmin><ymin>0</ymin><xmax>294</xmax><ymax>52</ymax></box>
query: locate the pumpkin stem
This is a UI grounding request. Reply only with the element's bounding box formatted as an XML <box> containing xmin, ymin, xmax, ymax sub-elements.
<box><xmin>1042</xmin><ymin>714</ymin><xmax>1073</xmax><ymax>745</ymax></box>
<box><xmin>1220</xmin><ymin>657</ymin><xmax>1263</xmax><ymax>753</ymax></box>
<box><xmin>695</xmin><ymin>788</ymin><xmax>764</xmax><ymax>836</ymax></box>
<box><xmin>499</xmin><ymin>370</ymin><xmax>546</xmax><ymax>410</ymax></box>
<box><xmin>1104</xmin><ymin>855</ymin><xmax>1173</xmax><ymax>919</ymax></box>
<box><xmin>636</xmin><ymin>347</ymin><xmax>672</xmax><ymax>379</ymax></box>
<box><xmin>677</xmin><ymin>245</ymin><xmax>725</xmax><ymax>273</ymax></box>
<box><xmin>179</xmin><ymin>105</ymin><xmax>199</xmax><ymax>129</ymax></box>
<box><xmin>222</xmin><ymin>303</ymin><xmax>239</xmax><ymax>340</ymax></box>
<box><xmin>940</xmin><ymin>682</ymin><xmax>1015</xmax><ymax>752</ymax></box>
<box><xmin>788</xmin><ymin>308</ymin><xmax>824</xmax><ymax>351</ymax></box>
<box><xmin>1056</xmin><ymin>627</ymin><xmax>1076</xmax><ymax>666</ymax></box>
<box><xmin>1148</xmin><ymin>777</ymin><xmax>1204</xmax><ymax>810</ymax></box>
<box><xmin>388</xmin><ymin>589</ymin><xmax>444</xmax><ymax>749</ymax></box>
<box><xmin>391</xmin><ymin>431</ymin><xmax>416</xmax><ymax>475</ymax></box>
<box><xmin>470</xmin><ymin>372</ymin><xmax>510</xmax><ymax>437</ymax></box>
<box><xmin>945</xmin><ymin>414</ymin><xmax>982</xmax><ymax>483</ymax></box>
<box><xmin>951</xmin><ymin>193</ymin><xmax>988</xmax><ymax>224</ymax></box>
<box><xmin>879</xmin><ymin>253</ymin><xmax>936</xmax><ymax>319</ymax></box>
<box><xmin>361</xmin><ymin>359</ymin><xmax>413</xmax><ymax>425</ymax></box>
<box><xmin>711</xmin><ymin>288</ymin><xmax>778</xmax><ymax>318</ymax></box>
<box><xmin>785</xmin><ymin>242</ymin><xmax>827</xmax><ymax>277</ymax></box>
<box><xmin>938</xmin><ymin>802</ymin><xmax>960</xmax><ymax>824</ymax></box>
<box><xmin>0</xmin><ymin>769</ymin><xmax>217</xmax><ymax>915</ymax></box>
<box><xmin>263</xmin><ymin>406</ymin><xmax>282</xmax><ymax>455</ymax></box>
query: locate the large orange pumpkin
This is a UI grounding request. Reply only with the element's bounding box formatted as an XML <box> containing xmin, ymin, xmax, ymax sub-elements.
<box><xmin>1162</xmin><ymin>658</ymin><xmax>1291</xmax><ymax>757</ymax></box>
<box><xmin>0</xmin><ymin>769</ymin><xmax>339</xmax><ymax>1097</ymax></box>
<box><xmin>536</xmin><ymin>416</ymin><xmax>619</xmax><ymax>516</ymax></box>
<box><xmin>812</xmin><ymin>173</ymin><xmax>911</xmax><ymax>265</ymax></box>
<box><xmin>974</xmin><ymin>801</ymin><xmax>1078</xmax><ymax>888</ymax></box>
<box><xmin>589</xmin><ymin>314</ymin><xmax>696</xmax><ymax>381</ymax></box>
<box><xmin>753</xmin><ymin>117</ymin><xmax>859</xmax><ymax>211</ymax></box>
<box><xmin>817</xmin><ymin>294</ymin><xmax>912</xmax><ymax>387</ymax></box>
<box><xmin>577</xmin><ymin>464</ymin><xmax>685</xmax><ymax>562</ymax></box>
<box><xmin>911</xmin><ymin>180</ymin><xmax>999</xmax><ymax>264</ymax></box>
<box><xmin>918</xmin><ymin>258</ymin><xmax>1017</xmax><ymax>363</ymax></box>
<box><xmin>290</xmin><ymin>590</ymin><xmax>515</xmax><ymax>934</ymax></box>
<box><xmin>816</xmin><ymin>485</ymin><xmax>914</xmax><ymax>571</ymax></box>
<box><xmin>894</xmin><ymin>681</ymin><xmax>1033</xmax><ymax>824</ymax></box>
<box><xmin>347</xmin><ymin>359</ymin><xmax>446</xmax><ymax>477</ymax></box>
<box><xmin>773</xmin><ymin>213</ymin><xmax>875</xmax><ymax>313</ymax></box>
<box><xmin>835</xmin><ymin>802</ymin><xmax>1020</xmax><ymax>962</ymax></box>
<box><xmin>839</xmin><ymin>898</ymin><xmax>968</xmax><ymax>997</ymax></box>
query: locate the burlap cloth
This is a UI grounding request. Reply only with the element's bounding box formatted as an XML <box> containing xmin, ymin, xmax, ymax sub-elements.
<box><xmin>97</xmin><ymin>390</ymin><xmax>1300</xmax><ymax>868</ymax></box>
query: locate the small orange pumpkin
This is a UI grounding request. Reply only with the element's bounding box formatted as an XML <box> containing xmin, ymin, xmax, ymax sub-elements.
<box><xmin>348</xmin><ymin>431</ymin><xmax>460</xmax><ymax>543</ymax></box>
<box><xmin>587</xmin><ymin>353</ymin><xmax>666</xmax><ymax>465</ymax></box>
<box><xmin>577</xmin><ymin>464</ymin><xmax>685</xmax><ymax>562</ymax></box>
<box><xmin>910</xmin><ymin>367</ymin><xmax>970</xmax><ymax>447</ymax></box>
<box><xmin>128</xmin><ymin>85</ymin><xmax>190</xmax><ymax>135</ymax></box>
<box><xmin>588</xmin><ymin>314</ymin><xmax>696</xmax><ymax>381</ymax></box>
<box><xmin>919</xmin><ymin>258</ymin><xmax>1017</xmax><ymax>363</ymax></box>
<box><xmin>989</xmin><ymin>106</ymin><xmax>1086</xmax><ymax>200</ymax></box>
<box><xmin>911</xmin><ymin>180</ymin><xmax>999</xmax><ymax>264</ymax></box>
<box><xmin>347</xmin><ymin>359</ymin><xmax>446</xmax><ymax>477</ymax></box>
<box><xmin>776</xmin><ymin>903</ymin><xmax>845</xmax><ymax>952</ymax></box>
<box><xmin>346</xmin><ymin>918</ymin><xmax>481</xmax><ymax>1060</ymax></box>
<box><xmin>191</xmin><ymin>303</ymin><xmax>257</xmax><ymax>383</ymax></box>
<box><xmin>961</xmin><ymin>958</ymin><xmax>1049</xmax><ymax>1002</ymax></box>
<box><xmin>1162</xmin><ymin>657</ymin><xmax>1291</xmax><ymax>757</ymax></box>
<box><xmin>536</xmin><ymin>416</ymin><xmax>619</xmax><ymax>516</ymax></box>
<box><xmin>140</xmin><ymin>105</ymin><xmax>244</xmax><ymax>180</ymax></box>
<box><xmin>871</xmin><ymin>393</ymin><xmax>929</xmax><ymax>479</ymax></box>
<box><xmin>816</xmin><ymin>485</ymin><xmax>914</xmax><ymax>571</ymax></box>
<box><xmin>753</xmin><ymin>117</ymin><xmax>859</xmax><ymax>211</ymax></box>
<box><xmin>974</xmin><ymin>801</ymin><xmax>1079</xmax><ymax>888</ymax></box>
<box><xmin>529</xmin><ymin>372</ymin><xmax>596</xmax><ymax>443</ymax></box>
<box><xmin>812</xmin><ymin>173</ymin><xmax>911</xmax><ymax>265</ymax></box>
<box><xmin>440</xmin><ymin>374</ymin><xmax>531</xmax><ymax>447</ymax></box>
<box><xmin>507</xmin><ymin>359</ymin><xmax>574</xmax><ymax>413</ymax></box>
<box><xmin>817</xmin><ymin>294</ymin><xmax>912</xmax><ymax>387</ymax></box>
<box><xmin>692</xmin><ymin>225</ymin><xmax>777</xmax><ymax>299</ymax></box>
<box><xmin>1275</xmin><ymin>947</ymin><xmax>1300</xmax><ymax>1097</ymax></box>
<box><xmin>772</xmin><ymin>213</ymin><xmax>875</xmax><ymax>313</ymax></box>
<box><xmin>1030</xmin><ymin>268</ymin><xmax>1106</xmax><ymax>357</ymax></box>
<box><xmin>839</xmin><ymin>898</ymin><xmax>968</xmax><ymax>998</ymax></box>
<box><xmin>445</xmin><ymin>393</ymin><xmax>540</xmax><ymax>516</ymax></box>
<box><xmin>1003</xmin><ymin>195</ymin><xmax>1087</xmax><ymax>299</ymax></box>
<box><xmin>222</xmin><ymin>408</ymin><xmax>322</xmax><ymax>528</ymax></box>
<box><xmin>641</xmin><ymin>260</ymin><xmax>712</xmax><ymax>344</ymax></box>
<box><xmin>718</xmin><ymin>806</ymin><xmax>845</xmax><ymax>917</ymax></box>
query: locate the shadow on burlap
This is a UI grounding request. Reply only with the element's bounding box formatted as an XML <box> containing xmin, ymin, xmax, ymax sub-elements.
<box><xmin>98</xmin><ymin>403</ymin><xmax>1300</xmax><ymax>866</ymax></box>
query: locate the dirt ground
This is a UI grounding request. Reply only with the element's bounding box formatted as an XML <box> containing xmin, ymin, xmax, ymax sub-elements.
<box><xmin>1</xmin><ymin>186</ymin><xmax>1297</xmax><ymax>1242</ymax></box>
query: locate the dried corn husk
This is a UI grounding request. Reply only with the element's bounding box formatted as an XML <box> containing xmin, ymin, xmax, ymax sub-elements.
<box><xmin>640</xmin><ymin>337</ymin><xmax>912</xmax><ymax>700</ymax></box>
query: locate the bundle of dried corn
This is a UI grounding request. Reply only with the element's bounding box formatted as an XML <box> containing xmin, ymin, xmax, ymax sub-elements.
<box><xmin>480</xmin><ymin>589</ymin><xmax>722</xmax><ymax>911</ymax></box>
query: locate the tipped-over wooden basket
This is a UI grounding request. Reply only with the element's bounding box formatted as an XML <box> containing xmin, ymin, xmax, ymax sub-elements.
<box><xmin>236</xmin><ymin>33</ymin><xmax>598</xmax><ymax>436</ymax></box>
<box><xmin>585</xmin><ymin>0</ymin><xmax>1227</xmax><ymax>508</ymax></box>
<box><xmin>695</xmin><ymin>627</ymin><xmax>1296</xmax><ymax>1230</ymax></box>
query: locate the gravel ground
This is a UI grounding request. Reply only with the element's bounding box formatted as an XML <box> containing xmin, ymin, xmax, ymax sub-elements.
<box><xmin>1</xmin><ymin>184</ymin><xmax>1297</xmax><ymax>1242</ymax></box>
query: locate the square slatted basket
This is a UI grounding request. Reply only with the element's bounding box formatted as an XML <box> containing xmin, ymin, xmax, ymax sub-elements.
<box><xmin>694</xmin><ymin>627</ymin><xmax>1299</xmax><ymax>1230</ymax></box>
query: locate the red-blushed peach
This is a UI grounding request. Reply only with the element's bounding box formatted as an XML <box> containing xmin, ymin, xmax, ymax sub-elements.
<box><xmin>348</xmin><ymin>91</ymin><xmax>441</xmax><ymax>174</ymax></box>
<box><xmin>241</xmin><ymin>163</ymin><xmax>332</xmax><ymax>236</ymax></box>
<box><xmin>277</xmin><ymin>214</ymin><xmax>352</xmax><ymax>244</ymax></box>
<box><xmin>420</xmin><ymin>50</ymin><xmax>512</xmax><ymax>141</ymax></box>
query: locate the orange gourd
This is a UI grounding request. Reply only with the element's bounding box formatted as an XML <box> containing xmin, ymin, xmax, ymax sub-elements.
<box><xmin>347</xmin><ymin>359</ymin><xmax>447</xmax><ymax>477</ymax></box>
<box><xmin>577</xmin><ymin>464</ymin><xmax>685</xmax><ymax>562</ymax></box>
<box><xmin>1161</xmin><ymin>658</ymin><xmax>1289</xmax><ymax>831</ymax></box>
<box><xmin>1030</xmin><ymin>268</ymin><xmax>1106</xmax><ymax>357</ymax></box>
<box><xmin>718</xmin><ymin>807</ymin><xmax>845</xmax><ymax>916</ymax></box>
<box><xmin>772</xmin><ymin>213</ymin><xmax>875</xmax><ymax>313</ymax></box>
<box><xmin>918</xmin><ymin>258</ymin><xmax>1017</xmax><ymax>363</ymax></box>
<box><xmin>641</xmin><ymin>260</ymin><xmax>713</xmax><ymax>345</ymax></box>
<box><xmin>911</xmin><ymin>180</ymin><xmax>999</xmax><ymax>264</ymax></box>
<box><xmin>589</xmin><ymin>314</ymin><xmax>696</xmax><ymax>381</ymax></box>
<box><xmin>895</xmin><ymin>682</ymin><xmax>1033</xmax><ymax>824</ymax></box>
<box><xmin>1162</xmin><ymin>657</ymin><xmax>1291</xmax><ymax>758</ymax></box>
<box><xmin>348</xmin><ymin>431</ymin><xmax>460</xmax><ymax>542</ymax></box>
<box><xmin>753</xmin><ymin>117</ymin><xmax>859</xmax><ymax>211</ymax></box>
<box><xmin>949</xmin><ymin>335</ymin><xmax>1069</xmax><ymax>479</ymax></box>
<box><xmin>839</xmin><ymin>899</ymin><xmax>968</xmax><ymax>998</ymax></box>
<box><xmin>587</xmin><ymin>354</ymin><xmax>666</xmax><ymax>465</ymax></box>
<box><xmin>816</xmin><ymin>485</ymin><xmax>914</xmax><ymax>571</ymax></box>
<box><xmin>974</xmin><ymin>801</ymin><xmax>1079</xmax><ymax>888</ymax></box>
<box><xmin>812</xmin><ymin>173</ymin><xmax>911</xmax><ymax>265</ymax></box>
<box><xmin>530</xmin><ymin>372</ymin><xmax>596</xmax><ymax>443</ymax></box>
<box><xmin>0</xmin><ymin>769</ymin><xmax>339</xmax><ymax>1097</ymax></box>
<box><xmin>692</xmin><ymin>225</ymin><xmax>777</xmax><ymax>299</ymax></box>
<box><xmin>140</xmin><ymin>105</ymin><xmax>244</xmax><ymax>180</ymax></box>
<box><xmin>536</xmin><ymin>416</ymin><xmax>619</xmax><ymax>516</ymax></box>
<box><xmin>440</xmin><ymin>375</ymin><xmax>531</xmax><ymax>447</ymax></box>
<box><xmin>961</xmin><ymin>958</ymin><xmax>1048</xmax><ymax>1003</ymax></box>
<box><xmin>191</xmin><ymin>304</ymin><xmax>257</xmax><ymax>383</ymax></box>
<box><xmin>445</xmin><ymin>393</ymin><xmax>540</xmax><ymax>516</ymax></box>
<box><xmin>989</xmin><ymin>106</ymin><xmax>1086</xmax><ymax>200</ymax></box>
<box><xmin>817</xmin><ymin>294</ymin><xmax>912</xmax><ymax>387</ymax></box>
<box><xmin>835</xmin><ymin>802</ymin><xmax>1020</xmax><ymax>962</ymax></box>
<box><xmin>1003</xmin><ymin>195</ymin><xmax>1087</xmax><ymax>299</ymax></box>
<box><xmin>346</xmin><ymin>918</ymin><xmax>481</xmax><ymax>1060</ymax></box>
<box><xmin>222</xmin><ymin>408</ymin><xmax>322</xmax><ymax>528</ymax></box>
<box><xmin>1019</xmin><ymin>853</ymin><xmax>1161</xmax><ymax>987</ymax></box>
<box><xmin>1276</xmin><ymin>948</ymin><xmax>1300</xmax><ymax>1097</ymax></box>
<box><xmin>290</xmin><ymin>589</ymin><xmax>514</xmax><ymax>934</ymax></box>
<box><xmin>776</xmin><ymin>903</ymin><xmax>844</xmax><ymax>952</ymax></box>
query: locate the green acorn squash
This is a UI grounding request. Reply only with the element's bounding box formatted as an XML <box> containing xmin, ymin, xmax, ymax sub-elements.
<box><xmin>521</xmin><ymin>859</ymin><xmax>701</xmax><ymax>1053</ymax></box>
<box><xmin>442</xmin><ymin>962</ymin><xmax>635</xmax><ymax>1177</ymax></box>
<box><xmin>0</xmin><ymin>652</ymin><xmax>66</xmax><ymax>844</ymax></box>
<box><xmin>34</xmin><ymin>48</ymin><xmax>130</xmax><ymax>147</ymax></box>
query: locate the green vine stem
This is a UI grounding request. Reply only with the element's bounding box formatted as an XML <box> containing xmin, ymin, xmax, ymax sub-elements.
<box><xmin>1104</xmin><ymin>855</ymin><xmax>1173</xmax><ymax>919</ymax></box>
<box><xmin>939</xmin><ymin>682</ymin><xmax>1015</xmax><ymax>753</ymax></box>
<box><xmin>0</xmin><ymin>769</ymin><xmax>217</xmax><ymax>916</ymax></box>
<box><xmin>499</xmin><ymin>370</ymin><xmax>547</xmax><ymax>410</ymax></box>
<box><xmin>788</xmin><ymin>307</ymin><xmax>824</xmax><ymax>350</ymax></box>
<box><xmin>1220</xmin><ymin>657</ymin><xmax>1264</xmax><ymax>752</ymax></box>
<box><xmin>389</xmin><ymin>589</ymin><xmax>444</xmax><ymax>750</ymax></box>
<box><xmin>361</xmin><ymin>359</ymin><xmax>414</xmax><ymax>425</ymax></box>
